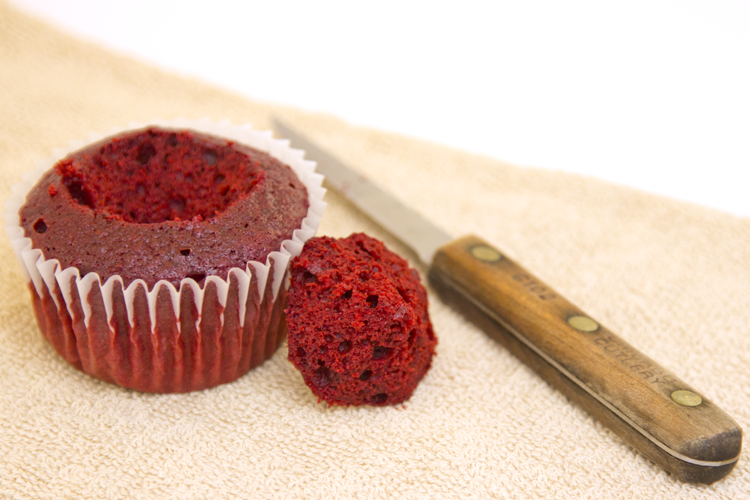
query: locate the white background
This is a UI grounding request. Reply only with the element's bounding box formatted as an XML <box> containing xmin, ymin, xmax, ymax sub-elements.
<box><xmin>10</xmin><ymin>0</ymin><xmax>750</xmax><ymax>217</ymax></box>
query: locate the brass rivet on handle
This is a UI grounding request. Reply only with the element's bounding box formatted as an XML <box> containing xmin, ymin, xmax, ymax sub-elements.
<box><xmin>470</xmin><ymin>244</ymin><xmax>503</xmax><ymax>262</ymax></box>
<box><xmin>671</xmin><ymin>390</ymin><xmax>703</xmax><ymax>407</ymax></box>
<box><xmin>567</xmin><ymin>315</ymin><xmax>599</xmax><ymax>332</ymax></box>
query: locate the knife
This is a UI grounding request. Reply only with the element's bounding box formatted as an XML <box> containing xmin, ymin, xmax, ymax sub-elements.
<box><xmin>272</xmin><ymin>119</ymin><xmax>742</xmax><ymax>484</ymax></box>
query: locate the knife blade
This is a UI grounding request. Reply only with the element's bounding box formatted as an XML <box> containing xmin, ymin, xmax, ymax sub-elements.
<box><xmin>272</xmin><ymin>119</ymin><xmax>742</xmax><ymax>484</ymax></box>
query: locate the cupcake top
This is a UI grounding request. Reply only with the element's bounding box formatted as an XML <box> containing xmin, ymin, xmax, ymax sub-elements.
<box><xmin>19</xmin><ymin>127</ymin><xmax>309</xmax><ymax>288</ymax></box>
<box><xmin>285</xmin><ymin>233</ymin><xmax>437</xmax><ymax>406</ymax></box>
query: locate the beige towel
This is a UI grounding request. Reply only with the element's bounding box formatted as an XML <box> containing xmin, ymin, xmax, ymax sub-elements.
<box><xmin>1</xmin><ymin>2</ymin><xmax>748</xmax><ymax>498</ymax></box>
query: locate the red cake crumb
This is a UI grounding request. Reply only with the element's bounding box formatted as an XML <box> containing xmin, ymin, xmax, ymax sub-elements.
<box><xmin>285</xmin><ymin>233</ymin><xmax>437</xmax><ymax>406</ymax></box>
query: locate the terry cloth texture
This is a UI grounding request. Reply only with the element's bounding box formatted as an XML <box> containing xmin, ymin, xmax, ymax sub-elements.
<box><xmin>1</xmin><ymin>2</ymin><xmax>748</xmax><ymax>499</ymax></box>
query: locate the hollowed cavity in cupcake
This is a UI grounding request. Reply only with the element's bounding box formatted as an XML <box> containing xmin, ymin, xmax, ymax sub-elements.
<box><xmin>55</xmin><ymin>127</ymin><xmax>264</xmax><ymax>223</ymax></box>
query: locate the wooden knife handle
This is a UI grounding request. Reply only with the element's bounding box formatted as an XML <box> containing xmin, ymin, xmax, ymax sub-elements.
<box><xmin>428</xmin><ymin>235</ymin><xmax>742</xmax><ymax>484</ymax></box>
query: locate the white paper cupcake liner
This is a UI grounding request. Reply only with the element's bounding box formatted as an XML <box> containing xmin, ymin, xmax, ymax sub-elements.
<box><xmin>4</xmin><ymin>118</ymin><xmax>326</xmax><ymax>393</ymax></box>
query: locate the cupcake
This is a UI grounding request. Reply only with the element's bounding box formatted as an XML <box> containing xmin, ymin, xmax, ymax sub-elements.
<box><xmin>285</xmin><ymin>233</ymin><xmax>437</xmax><ymax>406</ymax></box>
<box><xmin>5</xmin><ymin>119</ymin><xmax>325</xmax><ymax>393</ymax></box>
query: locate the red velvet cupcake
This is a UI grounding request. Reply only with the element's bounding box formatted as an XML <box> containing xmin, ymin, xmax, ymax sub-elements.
<box><xmin>285</xmin><ymin>233</ymin><xmax>437</xmax><ymax>406</ymax></box>
<box><xmin>6</xmin><ymin>119</ymin><xmax>325</xmax><ymax>393</ymax></box>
